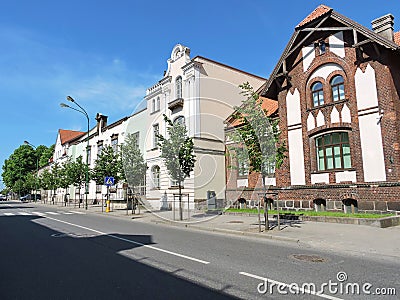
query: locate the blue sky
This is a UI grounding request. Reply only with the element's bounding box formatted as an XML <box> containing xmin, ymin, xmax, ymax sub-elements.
<box><xmin>1</xmin><ymin>0</ymin><xmax>399</xmax><ymax>187</ymax></box>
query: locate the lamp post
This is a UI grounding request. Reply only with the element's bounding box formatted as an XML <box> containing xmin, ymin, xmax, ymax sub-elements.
<box><xmin>24</xmin><ymin>140</ymin><xmax>39</xmax><ymax>202</ymax></box>
<box><xmin>60</xmin><ymin>96</ymin><xmax>90</xmax><ymax>210</ymax></box>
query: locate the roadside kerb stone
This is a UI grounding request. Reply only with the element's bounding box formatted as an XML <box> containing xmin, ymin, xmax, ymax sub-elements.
<box><xmin>149</xmin><ymin>219</ymin><xmax>300</xmax><ymax>243</ymax></box>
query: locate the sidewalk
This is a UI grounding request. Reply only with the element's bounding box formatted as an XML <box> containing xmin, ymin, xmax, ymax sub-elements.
<box><xmin>32</xmin><ymin>201</ymin><xmax>400</xmax><ymax>259</ymax></box>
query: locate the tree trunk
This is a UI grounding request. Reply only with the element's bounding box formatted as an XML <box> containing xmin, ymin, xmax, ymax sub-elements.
<box><xmin>263</xmin><ymin>176</ymin><xmax>269</xmax><ymax>231</ymax></box>
<box><xmin>179</xmin><ymin>181</ymin><xmax>183</xmax><ymax>221</ymax></box>
<box><xmin>126</xmin><ymin>186</ymin><xmax>129</xmax><ymax>215</ymax></box>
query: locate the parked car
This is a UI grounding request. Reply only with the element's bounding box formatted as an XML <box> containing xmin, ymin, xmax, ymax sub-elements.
<box><xmin>20</xmin><ymin>194</ymin><xmax>41</xmax><ymax>202</ymax></box>
<box><xmin>0</xmin><ymin>194</ymin><xmax>6</xmax><ymax>201</ymax></box>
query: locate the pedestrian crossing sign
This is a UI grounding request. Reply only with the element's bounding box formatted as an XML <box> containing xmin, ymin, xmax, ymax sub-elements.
<box><xmin>104</xmin><ymin>176</ymin><xmax>115</xmax><ymax>186</ymax></box>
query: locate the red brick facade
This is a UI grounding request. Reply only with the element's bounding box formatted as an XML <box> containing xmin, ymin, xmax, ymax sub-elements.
<box><xmin>226</xmin><ymin>5</ymin><xmax>400</xmax><ymax>213</ymax></box>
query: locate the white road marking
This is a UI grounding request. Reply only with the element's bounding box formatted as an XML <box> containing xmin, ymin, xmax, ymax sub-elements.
<box><xmin>239</xmin><ymin>271</ymin><xmax>343</xmax><ymax>300</ymax></box>
<box><xmin>32</xmin><ymin>212</ymin><xmax>46</xmax><ymax>217</ymax></box>
<box><xmin>45</xmin><ymin>212</ymin><xmax>60</xmax><ymax>215</ymax></box>
<box><xmin>70</xmin><ymin>211</ymin><xmax>85</xmax><ymax>214</ymax></box>
<box><xmin>44</xmin><ymin>216</ymin><xmax>210</xmax><ymax>265</ymax></box>
<box><xmin>4</xmin><ymin>213</ymin><xmax>15</xmax><ymax>216</ymax></box>
<box><xmin>18</xmin><ymin>212</ymin><xmax>32</xmax><ymax>216</ymax></box>
<box><xmin>63</xmin><ymin>212</ymin><xmax>74</xmax><ymax>215</ymax></box>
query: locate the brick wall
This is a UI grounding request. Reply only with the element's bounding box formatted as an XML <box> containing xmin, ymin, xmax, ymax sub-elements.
<box><xmin>225</xmin><ymin>29</ymin><xmax>400</xmax><ymax>213</ymax></box>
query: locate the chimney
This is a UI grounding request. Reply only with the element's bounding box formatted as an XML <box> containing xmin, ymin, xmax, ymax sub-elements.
<box><xmin>95</xmin><ymin>113</ymin><xmax>108</xmax><ymax>134</ymax></box>
<box><xmin>371</xmin><ymin>14</ymin><xmax>395</xmax><ymax>41</ymax></box>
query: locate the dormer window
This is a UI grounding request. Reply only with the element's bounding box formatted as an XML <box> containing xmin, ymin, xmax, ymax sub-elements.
<box><xmin>315</xmin><ymin>40</ymin><xmax>327</xmax><ymax>55</ymax></box>
<box><xmin>311</xmin><ymin>81</ymin><xmax>324</xmax><ymax>107</ymax></box>
<box><xmin>319</xmin><ymin>41</ymin><xmax>326</xmax><ymax>54</ymax></box>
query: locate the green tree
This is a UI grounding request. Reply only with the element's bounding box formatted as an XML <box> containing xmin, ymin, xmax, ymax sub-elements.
<box><xmin>2</xmin><ymin>144</ymin><xmax>36</xmax><ymax>193</ymax></box>
<box><xmin>67</xmin><ymin>156</ymin><xmax>88</xmax><ymax>206</ymax></box>
<box><xmin>228</xmin><ymin>82</ymin><xmax>287</xmax><ymax>231</ymax></box>
<box><xmin>39</xmin><ymin>163</ymin><xmax>61</xmax><ymax>204</ymax></box>
<box><xmin>39</xmin><ymin>144</ymin><xmax>55</xmax><ymax>168</ymax></box>
<box><xmin>24</xmin><ymin>172</ymin><xmax>37</xmax><ymax>197</ymax></box>
<box><xmin>157</xmin><ymin>114</ymin><xmax>196</xmax><ymax>221</ymax></box>
<box><xmin>58</xmin><ymin>159</ymin><xmax>75</xmax><ymax>205</ymax></box>
<box><xmin>121</xmin><ymin>133</ymin><xmax>147</xmax><ymax>212</ymax></box>
<box><xmin>91</xmin><ymin>145</ymin><xmax>124</xmax><ymax>186</ymax></box>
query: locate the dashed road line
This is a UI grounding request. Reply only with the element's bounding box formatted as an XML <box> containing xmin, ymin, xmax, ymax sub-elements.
<box><xmin>44</xmin><ymin>216</ymin><xmax>210</xmax><ymax>265</ymax></box>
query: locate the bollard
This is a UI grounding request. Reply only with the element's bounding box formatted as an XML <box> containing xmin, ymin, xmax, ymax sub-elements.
<box><xmin>106</xmin><ymin>200</ymin><xmax>110</xmax><ymax>213</ymax></box>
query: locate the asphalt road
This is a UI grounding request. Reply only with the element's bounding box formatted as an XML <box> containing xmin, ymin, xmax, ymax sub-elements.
<box><xmin>1</xmin><ymin>201</ymin><xmax>399</xmax><ymax>299</ymax></box>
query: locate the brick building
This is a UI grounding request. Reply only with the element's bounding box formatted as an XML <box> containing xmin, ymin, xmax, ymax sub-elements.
<box><xmin>226</xmin><ymin>5</ymin><xmax>400</xmax><ymax>213</ymax></box>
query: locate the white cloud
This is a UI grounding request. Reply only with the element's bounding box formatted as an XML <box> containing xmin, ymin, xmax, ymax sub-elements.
<box><xmin>0</xmin><ymin>26</ymin><xmax>157</xmax><ymax>119</ymax></box>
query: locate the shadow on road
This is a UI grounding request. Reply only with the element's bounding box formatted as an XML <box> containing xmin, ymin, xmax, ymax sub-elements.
<box><xmin>0</xmin><ymin>214</ymin><xmax>237</xmax><ymax>300</ymax></box>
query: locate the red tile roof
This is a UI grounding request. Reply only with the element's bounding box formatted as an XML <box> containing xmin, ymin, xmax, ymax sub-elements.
<box><xmin>228</xmin><ymin>97</ymin><xmax>278</xmax><ymax>127</ymax></box>
<box><xmin>260</xmin><ymin>96</ymin><xmax>278</xmax><ymax>115</ymax></box>
<box><xmin>394</xmin><ymin>31</ymin><xmax>400</xmax><ymax>46</ymax></box>
<box><xmin>59</xmin><ymin>129</ymin><xmax>85</xmax><ymax>145</ymax></box>
<box><xmin>296</xmin><ymin>4</ymin><xmax>333</xmax><ymax>28</ymax></box>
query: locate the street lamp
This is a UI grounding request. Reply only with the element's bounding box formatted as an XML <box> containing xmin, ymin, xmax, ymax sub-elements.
<box><xmin>24</xmin><ymin>140</ymin><xmax>39</xmax><ymax>202</ymax></box>
<box><xmin>60</xmin><ymin>96</ymin><xmax>90</xmax><ymax>210</ymax></box>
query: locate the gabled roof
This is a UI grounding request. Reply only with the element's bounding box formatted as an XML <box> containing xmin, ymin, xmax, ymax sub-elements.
<box><xmin>262</xmin><ymin>4</ymin><xmax>400</xmax><ymax>97</ymax></box>
<box><xmin>59</xmin><ymin>129</ymin><xmax>85</xmax><ymax>145</ymax></box>
<box><xmin>226</xmin><ymin>96</ymin><xmax>278</xmax><ymax>128</ymax></box>
<box><xmin>296</xmin><ymin>5</ymin><xmax>332</xmax><ymax>28</ymax></box>
<box><xmin>395</xmin><ymin>31</ymin><xmax>400</xmax><ymax>46</ymax></box>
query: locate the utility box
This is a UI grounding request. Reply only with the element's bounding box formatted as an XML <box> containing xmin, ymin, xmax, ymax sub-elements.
<box><xmin>207</xmin><ymin>190</ymin><xmax>216</xmax><ymax>210</ymax></box>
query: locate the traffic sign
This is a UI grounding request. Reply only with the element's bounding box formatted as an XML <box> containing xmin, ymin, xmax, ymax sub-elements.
<box><xmin>104</xmin><ymin>176</ymin><xmax>115</xmax><ymax>186</ymax></box>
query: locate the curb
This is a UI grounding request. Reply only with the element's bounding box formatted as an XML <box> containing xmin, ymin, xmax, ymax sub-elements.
<box><xmin>29</xmin><ymin>202</ymin><xmax>300</xmax><ymax>243</ymax></box>
<box><xmin>149</xmin><ymin>219</ymin><xmax>300</xmax><ymax>244</ymax></box>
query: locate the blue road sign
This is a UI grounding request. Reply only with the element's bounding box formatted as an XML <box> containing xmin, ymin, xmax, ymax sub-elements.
<box><xmin>104</xmin><ymin>176</ymin><xmax>115</xmax><ymax>186</ymax></box>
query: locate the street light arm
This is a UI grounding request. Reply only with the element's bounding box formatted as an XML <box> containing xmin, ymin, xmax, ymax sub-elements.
<box><xmin>61</xmin><ymin>96</ymin><xmax>90</xmax><ymax>210</ymax></box>
<box><xmin>24</xmin><ymin>141</ymin><xmax>37</xmax><ymax>149</ymax></box>
<box><xmin>66</xmin><ymin>96</ymin><xmax>89</xmax><ymax>119</ymax></box>
<box><xmin>60</xmin><ymin>103</ymin><xmax>88</xmax><ymax>118</ymax></box>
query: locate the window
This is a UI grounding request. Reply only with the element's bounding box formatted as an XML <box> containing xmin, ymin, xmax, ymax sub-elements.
<box><xmin>176</xmin><ymin>76</ymin><xmax>182</xmax><ymax>99</ymax></box>
<box><xmin>315</xmin><ymin>41</ymin><xmax>327</xmax><ymax>55</ymax></box>
<box><xmin>111</xmin><ymin>135</ymin><xmax>118</xmax><ymax>152</ymax></box>
<box><xmin>311</xmin><ymin>82</ymin><xmax>324</xmax><ymax>107</ymax></box>
<box><xmin>319</xmin><ymin>41</ymin><xmax>326</xmax><ymax>54</ymax></box>
<box><xmin>97</xmin><ymin>141</ymin><xmax>103</xmax><ymax>156</ymax></box>
<box><xmin>156</xmin><ymin>97</ymin><xmax>160</xmax><ymax>112</ymax></box>
<box><xmin>132</xmin><ymin>132</ymin><xmax>139</xmax><ymax>148</ymax></box>
<box><xmin>316</xmin><ymin>132</ymin><xmax>351</xmax><ymax>171</ymax></box>
<box><xmin>313</xmin><ymin>199</ymin><xmax>326</xmax><ymax>212</ymax></box>
<box><xmin>153</xmin><ymin>124</ymin><xmax>159</xmax><ymax>148</ymax></box>
<box><xmin>87</xmin><ymin>146</ymin><xmax>91</xmax><ymax>165</ymax></box>
<box><xmin>152</xmin><ymin>165</ymin><xmax>160</xmax><ymax>189</ymax></box>
<box><xmin>263</xmin><ymin>160</ymin><xmax>276</xmax><ymax>175</ymax></box>
<box><xmin>331</xmin><ymin>75</ymin><xmax>345</xmax><ymax>101</ymax></box>
<box><xmin>171</xmin><ymin>179</ymin><xmax>179</xmax><ymax>187</ymax></box>
<box><xmin>237</xmin><ymin>148</ymin><xmax>249</xmax><ymax>177</ymax></box>
<box><xmin>173</xmin><ymin>116</ymin><xmax>185</xmax><ymax>125</ymax></box>
<box><xmin>152</xmin><ymin>99</ymin><xmax>156</xmax><ymax>113</ymax></box>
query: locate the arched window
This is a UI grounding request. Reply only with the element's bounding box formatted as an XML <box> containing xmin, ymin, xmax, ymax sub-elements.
<box><xmin>331</xmin><ymin>75</ymin><xmax>345</xmax><ymax>101</ymax></box>
<box><xmin>343</xmin><ymin>199</ymin><xmax>358</xmax><ymax>214</ymax></box>
<box><xmin>316</xmin><ymin>132</ymin><xmax>351</xmax><ymax>171</ymax></box>
<box><xmin>313</xmin><ymin>199</ymin><xmax>326</xmax><ymax>212</ymax></box>
<box><xmin>311</xmin><ymin>82</ymin><xmax>324</xmax><ymax>107</ymax></box>
<box><xmin>176</xmin><ymin>76</ymin><xmax>182</xmax><ymax>99</ymax></box>
<box><xmin>151</xmin><ymin>165</ymin><xmax>160</xmax><ymax>189</ymax></box>
<box><xmin>173</xmin><ymin>116</ymin><xmax>185</xmax><ymax>125</ymax></box>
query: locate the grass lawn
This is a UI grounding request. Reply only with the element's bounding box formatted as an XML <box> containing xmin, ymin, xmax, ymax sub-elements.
<box><xmin>225</xmin><ymin>208</ymin><xmax>394</xmax><ymax>219</ymax></box>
